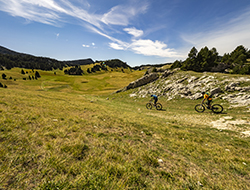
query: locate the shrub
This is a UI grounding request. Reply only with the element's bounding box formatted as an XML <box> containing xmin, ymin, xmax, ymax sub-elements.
<box><xmin>2</xmin><ymin>73</ymin><xmax>7</xmax><ymax>79</ymax></box>
<box><xmin>35</xmin><ymin>71</ymin><xmax>41</xmax><ymax>78</ymax></box>
<box><xmin>0</xmin><ymin>82</ymin><xmax>7</xmax><ymax>88</ymax></box>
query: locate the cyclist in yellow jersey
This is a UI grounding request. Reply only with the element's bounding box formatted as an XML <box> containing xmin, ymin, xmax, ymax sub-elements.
<box><xmin>202</xmin><ymin>92</ymin><xmax>212</xmax><ymax>109</ymax></box>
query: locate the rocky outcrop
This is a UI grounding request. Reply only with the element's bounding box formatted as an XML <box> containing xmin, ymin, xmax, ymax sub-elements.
<box><xmin>127</xmin><ymin>70</ymin><xmax>250</xmax><ymax>107</ymax></box>
<box><xmin>116</xmin><ymin>73</ymin><xmax>159</xmax><ymax>93</ymax></box>
<box><xmin>160</xmin><ymin>69</ymin><xmax>176</xmax><ymax>78</ymax></box>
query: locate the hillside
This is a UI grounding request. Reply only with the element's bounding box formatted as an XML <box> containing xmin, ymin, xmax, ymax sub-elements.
<box><xmin>126</xmin><ymin>69</ymin><xmax>250</xmax><ymax>108</ymax></box>
<box><xmin>0</xmin><ymin>46</ymin><xmax>130</xmax><ymax>71</ymax></box>
<box><xmin>0</xmin><ymin>45</ymin><xmax>28</xmax><ymax>56</ymax></box>
<box><xmin>0</xmin><ymin>67</ymin><xmax>250</xmax><ymax>189</ymax></box>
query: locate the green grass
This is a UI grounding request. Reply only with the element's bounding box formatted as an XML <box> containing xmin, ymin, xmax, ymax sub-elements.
<box><xmin>0</xmin><ymin>68</ymin><xmax>250</xmax><ymax>189</ymax></box>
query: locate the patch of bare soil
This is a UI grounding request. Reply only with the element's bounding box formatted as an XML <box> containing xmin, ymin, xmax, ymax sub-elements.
<box><xmin>211</xmin><ymin>116</ymin><xmax>250</xmax><ymax>137</ymax></box>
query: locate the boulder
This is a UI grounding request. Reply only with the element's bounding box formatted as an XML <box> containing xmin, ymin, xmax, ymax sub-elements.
<box><xmin>189</xmin><ymin>93</ymin><xmax>203</xmax><ymax>100</ymax></box>
<box><xmin>211</xmin><ymin>87</ymin><xmax>223</xmax><ymax>95</ymax></box>
<box><xmin>160</xmin><ymin>69</ymin><xmax>174</xmax><ymax>78</ymax></box>
<box><xmin>188</xmin><ymin>76</ymin><xmax>199</xmax><ymax>83</ymax></box>
<box><xmin>225</xmin><ymin>82</ymin><xmax>240</xmax><ymax>91</ymax></box>
<box><xmin>125</xmin><ymin>73</ymin><xmax>159</xmax><ymax>91</ymax></box>
<box><xmin>176</xmin><ymin>77</ymin><xmax>188</xmax><ymax>83</ymax></box>
<box><xmin>241</xmin><ymin>86</ymin><xmax>250</xmax><ymax>92</ymax></box>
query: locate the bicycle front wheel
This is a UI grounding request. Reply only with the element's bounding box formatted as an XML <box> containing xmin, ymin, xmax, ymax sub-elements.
<box><xmin>156</xmin><ymin>103</ymin><xmax>162</xmax><ymax>110</ymax></box>
<box><xmin>146</xmin><ymin>103</ymin><xmax>152</xmax><ymax>109</ymax></box>
<box><xmin>195</xmin><ymin>104</ymin><xmax>205</xmax><ymax>113</ymax></box>
<box><xmin>212</xmin><ymin>104</ymin><xmax>223</xmax><ymax>114</ymax></box>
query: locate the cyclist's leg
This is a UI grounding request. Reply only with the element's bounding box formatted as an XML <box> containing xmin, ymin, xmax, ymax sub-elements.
<box><xmin>207</xmin><ymin>100</ymin><xmax>212</xmax><ymax>109</ymax></box>
<box><xmin>154</xmin><ymin>98</ymin><xmax>158</xmax><ymax>106</ymax></box>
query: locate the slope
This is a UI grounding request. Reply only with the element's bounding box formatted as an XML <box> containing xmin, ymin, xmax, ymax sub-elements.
<box><xmin>0</xmin><ymin>68</ymin><xmax>250</xmax><ymax>189</ymax></box>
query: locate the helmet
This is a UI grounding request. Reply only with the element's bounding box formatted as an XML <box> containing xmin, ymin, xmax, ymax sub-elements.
<box><xmin>201</xmin><ymin>92</ymin><xmax>205</xmax><ymax>95</ymax></box>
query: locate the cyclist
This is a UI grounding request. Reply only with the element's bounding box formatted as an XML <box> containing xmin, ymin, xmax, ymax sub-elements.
<box><xmin>201</xmin><ymin>92</ymin><xmax>212</xmax><ymax>109</ymax></box>
<box><xmin>150</xmin><ymin>94</ymin><xmax>158</xmax><ymax>106</ymax></box>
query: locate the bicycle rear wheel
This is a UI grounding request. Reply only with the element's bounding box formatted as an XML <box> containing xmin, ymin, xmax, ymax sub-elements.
<box><xmin>146</xmin><ymin>103</ymin><xmax>152</xmax><ymax>109</ymax></box>
<box><xmin>195</xmin><ymin>104</ymin><xmax>205</xmax><ymax>113</ymax></box>
<box><xmin>156</xmin><ymin>103</ymin><xmax>162</xmax><ymax>110</ymax></box>
<box><xmin>212</xmin><ymin>104</ymin><xmax>223</xmax><ymax>114</ymax></box>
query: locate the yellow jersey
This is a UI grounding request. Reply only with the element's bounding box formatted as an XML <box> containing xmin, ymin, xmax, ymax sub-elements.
<box><xmin>204</xmin><ymin>93</ymin><xmax>212</xmax><ymax>100</ymax></box>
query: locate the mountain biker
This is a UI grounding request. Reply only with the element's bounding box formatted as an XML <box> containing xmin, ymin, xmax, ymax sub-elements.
<box><xmin>150</xmin><ymin>94</ymin><xmax>158</xmax><ymax>106</ymax></box>
<box><xmin>201</xmin><ymin>92</ymin><xmax>212</xmax><ymax>109</ymax></box>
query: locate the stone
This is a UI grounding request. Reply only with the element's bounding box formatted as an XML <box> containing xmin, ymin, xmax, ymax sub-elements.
<box><xmin>211</xmin><ymin>87</ymin><xmax>223</xmax><ymax>95</ymax></box>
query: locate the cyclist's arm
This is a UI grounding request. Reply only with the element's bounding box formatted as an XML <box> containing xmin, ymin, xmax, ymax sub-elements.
<box><xmin>201</xmin><ymin>95</ymin><xmax>206</xmax><ymax>103</ymax></box>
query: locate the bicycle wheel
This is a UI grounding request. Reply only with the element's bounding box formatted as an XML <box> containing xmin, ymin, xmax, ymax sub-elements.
<box><xmin>195</xmin><ymin>104</ymin><xmax>205</xmax><ymax>113</ymax></box>
<box><xmin>146</xmin><ymin>103</ymin><xmax>152</xmax><ymax>109</ymax></box>
<box><xmin>156</xmin><ymin>103</ymin><xmax>162</xmax><ymax>110</ymax></box>
<box><xmin>212</xmin><ymin>104</ymin><xmax>223</xmax><ymax>114</ymax></box>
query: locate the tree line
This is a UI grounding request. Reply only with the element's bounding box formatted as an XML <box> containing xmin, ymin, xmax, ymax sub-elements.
<box><xmin>0</xmin><ymin>53</ymin><xmax>66</xmax><ymax>71</ymax></box>
<box><xmin>0</xmin><ymin>48</ymin><xmax>130</xmax><ymax>76</ymax></box>
<box><xmin>171</xmin><ymin>45</ymin><xmax>250</xmax><ymax>74</ymax></box>
<box><xmin>63</xmin><ymin>59</ymin><xmax>131</xmax><ymax>75</ymax></box>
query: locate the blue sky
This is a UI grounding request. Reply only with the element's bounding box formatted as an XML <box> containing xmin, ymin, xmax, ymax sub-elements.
<box><xmin>0</xmin><ymin>0</ymin><xmax>250</xmax><ymax>67</ymax></box>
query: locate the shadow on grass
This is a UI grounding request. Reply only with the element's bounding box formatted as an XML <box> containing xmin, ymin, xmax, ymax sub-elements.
<box><xmin>159</xmin><ymin>109</ymin><xmax>167</xmax><ymax>111</ymax></box>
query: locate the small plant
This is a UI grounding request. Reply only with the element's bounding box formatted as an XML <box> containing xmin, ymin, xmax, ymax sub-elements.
<box><xmin>35</xmin><ymin>71</ymin><xmax>41</xmax><ymax>78</ymax></box>
<box><xmin>0</xmin><ymin>82</ymin><xmax>7</xmax><ymax>88</ymax></box>
<box><xmin>2</xmin><ymin>73</ymin><xmax>7</xmax><ymax>79</ymax></box>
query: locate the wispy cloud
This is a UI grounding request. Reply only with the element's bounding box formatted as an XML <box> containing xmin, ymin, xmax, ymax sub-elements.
<box><xmin>82</xmin><ymin>44</ymin><xmax>89</xmax><ymax>48</ymax></box>
<box><xmin>124</xmin><ymin>27</ymin><xmax>143</xmax><ymax>38</ymax></box>
<box><xmin>82</xmin><ymin>43</ymin><xmax>96</xmax><ymax>48</ymax></box>
<box><xmin>109</xmin><ymin>43</ymin><xmax>125</xmax><ymax>50</ymax></box>
<box><xmin>0</xmin><ymin>0</ymin><xmax>180</xmax><ymax>58</ymax></box>
<box><xmin>101</xmin><ymin>4</ymin><xmax>148</xmax><ymax>26</ymax></box>
<box><xmin>129</xmin><ymin>39</ymin><xmax>178</xmax><ymax>57</ymax></box>
<box><xmin>0</xmin><ymin>0</ymin><xmax>64</xmax><ymax>25</ymax></box>
<box><xmin>0</xmin><ymin>0</ymin><xmax>148</xmax><ymax>28</ymax></box>
<box><xmin>109</xmin><ymin>39</ymin><xmax>181</xmax><ymax>58</ymax></box>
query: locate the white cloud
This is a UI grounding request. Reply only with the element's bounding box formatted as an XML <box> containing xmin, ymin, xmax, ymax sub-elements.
<box><xmin>129</xmin><ymin>39</ymin><xmax>178</xmax><ymax>57</ymax></box>
<box><xmin>109</xmin><ymin>43</ymin><xmax>125</xmax><ymax>50</ymax></box>
<box><xmin>101</xmin><ymin>3</ymin><xmax>148</xmax><ymax>26</ymax></box>
<box><xmin>124</xmin><ymin>27</ymin><xmax>143</xmax><ymax>38</ymax></box>
<box><xmin>109</xmin><ymin>38</ymin><xmax>181</xmax><ymax>58</ymax></box>
<box><xmin>92</xmin><ymin>43</ymin><xmax>95</xmax><ymax>46</ymax></box>
<box><xmin>0</xmin><ymin>0</ymin><xmax>182</xmax><ymax>59</ymax></box>
<box><xmin>0</xmin><ymin>0</ymin><xmax>148</xmax><ymax>30</ymax></box>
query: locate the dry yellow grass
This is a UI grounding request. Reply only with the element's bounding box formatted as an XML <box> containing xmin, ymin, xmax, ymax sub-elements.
<box><xmin>0</xmin><ymin>68</ymin><xmax>250</xmax><ymax>189</ymax></box>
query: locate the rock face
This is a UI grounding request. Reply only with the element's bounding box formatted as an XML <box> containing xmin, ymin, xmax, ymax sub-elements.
<box><xmin>117</xmin><ymin>73</ymin><xmax>159</xmax><ymax>92</ymax></box>
<box><xmin>126</xmin><ymin>69</ymin><xmax>250</xmax><ymax>107</ymax></box>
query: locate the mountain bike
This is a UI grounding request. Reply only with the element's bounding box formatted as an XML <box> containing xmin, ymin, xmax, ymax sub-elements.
<box><xmin>194</xmin><ymin>102</ymin><xmax>223</xmax><ymax>114</ymax></box>
<box><xmin>146</xmin><ymin>100</ymin><xmax>162</xmax><ymax>110</ymax></box>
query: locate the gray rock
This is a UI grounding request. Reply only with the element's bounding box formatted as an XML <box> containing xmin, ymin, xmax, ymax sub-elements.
<box><xmin>189</xmin><ymin>93</ymin><xmax>203</xmax><ymax>100</ymax></box>
<box><xmin>211</xmin><ymin>87</ymin><xmax>223</xmax><ymax>95</ymax></box>
<box><xmin>160</xmin><ymin>69</ymin><xmax>174</xmax><ymax>78</ymax></box>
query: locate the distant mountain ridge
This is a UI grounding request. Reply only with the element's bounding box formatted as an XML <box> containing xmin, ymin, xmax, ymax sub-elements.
<box><xmin>0</xmin><ymin>45</ymin><xmax>28</xmax><ymax>56</ymax></box>
<box><xmin>0</xmin><ymin>45</ymin><xmax>101</xmax><ymax>71</ymax></box>
<box><xmin>0</xmin><ymin>45</ymin><xmax>94</xmax><ymax>66</ymax></box>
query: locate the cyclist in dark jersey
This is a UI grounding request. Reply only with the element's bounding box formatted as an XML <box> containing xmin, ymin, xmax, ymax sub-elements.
<box><xmin>150</xmin><ymin>95</ymin><xmax>158</xmax><ymax>106</ymax></box>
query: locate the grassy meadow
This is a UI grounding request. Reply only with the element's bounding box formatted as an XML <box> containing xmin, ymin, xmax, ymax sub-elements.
<box><xmin>0</xmin><ymin>67</ymin><xmax>250</xmax><ymax>189</ymax></box>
